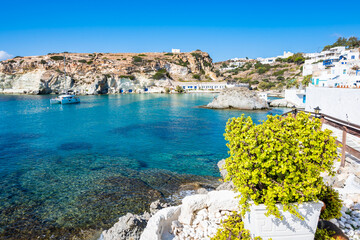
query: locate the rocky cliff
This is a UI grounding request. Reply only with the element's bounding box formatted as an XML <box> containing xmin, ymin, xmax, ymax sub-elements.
<box><xmin>0</xmin><ymin>51</ymin><xmax>217</xmax><ymax>95</ymax></box>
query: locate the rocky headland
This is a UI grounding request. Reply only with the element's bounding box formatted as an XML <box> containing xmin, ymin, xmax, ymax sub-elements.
<box><xmin>0</xmin><ymin>51</ymin><xmax>217</xmax><ymax>95</ymax></box>
<box><xmin>205</xmin><ymin>87</ymin><xmax>269</xmax><ymax>110</ymax></box>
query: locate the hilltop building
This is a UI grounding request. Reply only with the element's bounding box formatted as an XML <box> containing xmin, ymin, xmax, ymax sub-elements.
<box><xmin>303</xmin><ymin>46</ymin><xmax>360</xmax><ymax>88</ymax></box>
<box><xmin>256</xmin><ymin>51</ymin><xmax>294</xmax><ymax>64</ymax></box>
<box><xmin>172</xmin><ymin>49</ymin><xmax>181</xmax><ymax>53</ymax></box>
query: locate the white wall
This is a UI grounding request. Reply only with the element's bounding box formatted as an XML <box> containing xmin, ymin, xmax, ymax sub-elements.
<box><xmin>285</xmin><ymin>89</ymin><xmax>306</xmax><ymax>108</ymax></box>
<box><xmin>305</xmin><ymin>87</ymin><xmax>360</xmax><ymax>124</ymax></box>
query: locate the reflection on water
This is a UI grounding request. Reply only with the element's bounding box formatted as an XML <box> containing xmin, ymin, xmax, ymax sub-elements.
<box><xmin>0</xmin><ymin>93</ymin><xmax>289</xmax><ymax>239</ymax></box>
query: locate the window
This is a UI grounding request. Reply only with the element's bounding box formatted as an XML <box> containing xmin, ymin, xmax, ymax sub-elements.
<box><xmin>352</xmin><ymin>56</ymin><xmax>355</xmax><ymax>59</ymax></box>
<box><xmin>343</xmin><ymin>69</ymin><xmax>346</xmax><ymax>74</ymax></box>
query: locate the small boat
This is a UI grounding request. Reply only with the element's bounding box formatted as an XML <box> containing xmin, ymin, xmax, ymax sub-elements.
<box><xmin>50</xmin><ymin>94</ymin><xmax>80</xmax><ymax>104</ymax></box>
<box><xmin>50</xmin><ymin>54</ymin><xmax>80</xmax><ymax>105</ymax></box>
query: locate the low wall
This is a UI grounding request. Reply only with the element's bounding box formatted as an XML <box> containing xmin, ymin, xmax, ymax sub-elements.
<box><xmin>305</xmin><ymin>87</ymin><xmax>360</xmax><ymax>123</ymax></box>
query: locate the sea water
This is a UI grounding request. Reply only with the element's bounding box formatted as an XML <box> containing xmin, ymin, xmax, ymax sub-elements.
<box><xmin>0</xmin><ymin>93</ymin><xmax>287</xmax><ymax>239</ymax></box>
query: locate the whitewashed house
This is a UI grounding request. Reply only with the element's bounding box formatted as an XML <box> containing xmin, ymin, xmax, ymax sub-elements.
<box><xmin>172</xmin><ymin>49</ymin><xmax>181</xmax><ymax>54</ymax></box>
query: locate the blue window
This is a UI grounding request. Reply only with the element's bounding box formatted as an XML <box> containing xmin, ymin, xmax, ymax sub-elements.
<box><xmin>182</xmin><ymin>86</ymin><xmax>185</xmax><ymax>89</ymax></box>
<box><xmin>352</xmin><ymin>56</ymin><xmax>355</xmax><ymax>59</ymax></box>
<box><xmin>343</xmin><ymin>69</ymin><xmax>346</xmax><ymax>74</ymax></box>
<box><xmin>129</xmin><ymin>89</ymin><xmax>132</xmax><ymax>93</ymax></box>
<box><xmin>302</xmin><ymin>95</ymin><xmax>306</xmax><ymax>103</ymax></box>
<box><xmin>194</xmin><ymin>86</ymin><xmax>197</xmax><ymax>89</ymax></box>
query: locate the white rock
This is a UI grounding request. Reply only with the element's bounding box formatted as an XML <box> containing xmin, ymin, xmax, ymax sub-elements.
<box><xmin>140</xmin><ymin>205</ymin><xmax>181</xmax><ymax>240</ymax></box>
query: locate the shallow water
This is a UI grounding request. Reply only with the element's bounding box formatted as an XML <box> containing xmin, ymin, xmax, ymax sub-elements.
<box><xmin>0</xmin><ymin>93</ymin><xmax>288</xmax><ymax>239</ymax></box>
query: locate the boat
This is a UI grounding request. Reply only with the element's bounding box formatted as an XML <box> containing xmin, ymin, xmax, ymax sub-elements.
<box><xmin>50</xmin><ymin>94</ymin><xmax>80</xmax><ymax>104</ymax></box>
<box><xmin>50</xmin><ymin>54</ymin><xmax>80</xmax><ymax>104</ymax></box>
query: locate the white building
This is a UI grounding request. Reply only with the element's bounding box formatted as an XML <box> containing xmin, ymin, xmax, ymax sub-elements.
<box><xmin>256</xmin><ymin>51</ymin><xmax>294</xmax><ymax>64</ymax></box>
<box><xmin>172</xmin><ymin>82</ymin><xmax>249</xmax><ymax>91</ymax></box>
<box><xmin>172</xmin><ymin>49</ymin><xmax>181</xmax><ymax>53</ymax></box>
<box><xmin>303</xmin><ymin>47</ymin><xmax>360</xmax><ymax>88</ymax></box>
<box><xmin>284</xmin><ymin>89</ymin><xmax>306</xmax><ymax>108</ymax></box>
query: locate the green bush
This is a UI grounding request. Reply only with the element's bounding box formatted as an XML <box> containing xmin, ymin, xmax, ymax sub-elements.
<box><xmin>78</xmin><ymin>59</ymin><xmax>87</xmax><ymax>63</ymax></box>
<box><xmin>119</xmin><ymin>75</ymin><xmax>135</xmax><ymax>80</ymax></box>
<box><xmin>315</xmin><ymin>228</ymin><xmax>336</xmax><ymax>240</ymax></box>
<box><xmin>50</xmin><ymin>56</ymin><xmax>65</xmax><ymax>61</ymax></box>
<box><xmin>318</xmin><ymin>185</ymin><xmax>342</xmax><ymax>220</ymax></box>
<box><xmin>211</xmin><ymin>212</ymin><xmax>262</xmax><ymax>240</ymax></box>
<box><xmin>152</xmin><ymin>69</ymin><xmax>169</xmax><ymax>80</ymax></box>
<box><xmin>224</xmin><ymin>112</ymin><xmax>339</xmax><ymax>219</ymax></box>
<box><xmin>191</xmin><ymin>52</ymin><xmax>202</xmax><ymax>58</ymax></box>
<box><xmin>87</xmin><ymin>60</ymin><xmax>93</xmax><ymax>65</ymax></box>
<box><xmin>40</xmin><ymin>60</ymin><xmax>47</xmax><ymax>64</ymax></box>
<box><xmin>175</xmin><ymin>85</ymin><xmax>184</xmax><ymax>93</ymax></box>
<box><xmin>138</xmin><ymin>54</ymin><xmax>147</xmax><ymax>56</ymax></box>
<box><xmin>132</xmin><ymin>56</ymin><xmax>143</xmax><ymax>63</ymax></box>
<box><xmin>164</xmin><ymin>53</ymin><xmax>173</xmax><ymax>56</ymax></box>
<box><xmin>8</xmin><ymin>60</ymin><xmax>16</xmax><ymax>63</ymax></box>
<box><xmin>192</xmin><ymin>74</ymin><xmax>201</xmax><ymax>80</ymax></box>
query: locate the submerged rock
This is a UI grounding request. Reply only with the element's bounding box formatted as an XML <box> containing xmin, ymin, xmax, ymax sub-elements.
<box><xmin>206</xmin><ymin>87</ymin><xmax>268</xmax><ymax>110</ymax></box>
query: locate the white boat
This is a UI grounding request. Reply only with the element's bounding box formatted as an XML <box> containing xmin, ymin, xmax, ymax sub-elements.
<box><xmin>50</xmin><ymin>94</ymin><xmax>80</xmax><ymax>104</ymax></box>
<box><xmin>50</xmin><ymin>54</ymin><xmax>80</xmax><ymax>104</ymax></box>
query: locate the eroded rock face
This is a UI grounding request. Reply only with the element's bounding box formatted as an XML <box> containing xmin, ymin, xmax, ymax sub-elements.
<box><xmin>0</xmin><ymin>51</ymin><xmax>216</xmax><ymax>95</ymax></box>
<box><xmin>270</xmin><ymin>98</ymin><xmax>297</xmax><ymax>108</ymax></box>
<box><xmin>206</xmin><ymin>87</ymin><xmax>269</xmax><ymax>110</ymax></box>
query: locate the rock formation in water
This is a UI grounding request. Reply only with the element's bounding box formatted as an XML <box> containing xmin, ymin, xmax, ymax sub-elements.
<box><xmin>270</xmin><ymin>98</ymin><xmax>297</xmax><ymax>108</ymax></box>
<box><xmin>206</xmin><ymin>87</ymin><xmax>269</xmax><ymax>110</ymax></box>
<box><xmin>0</xmin><ymin>51</ymin><xmax>217</xmax><ymax>95</ymax></box>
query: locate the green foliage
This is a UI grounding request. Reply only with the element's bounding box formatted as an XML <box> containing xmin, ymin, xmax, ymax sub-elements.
<box><xmin>314</xmin><ymin>228</ymin><xmax>336</xmax><ymax>240</ymax></box>
<box><xmin>165</xmin><ymin>87</ymin><xmax>170</xmax><ymax>94</ymax></box>
<box><xmin>132</xmin><ymin>56</ymin><xmax>143</xmax><ymax>63</ymax></box>
<box><xmin>8</xmin><ymin>60</ymin><xmax>16</xmax><ymax>63</ymax></box>
<box><xmin>175</xmin><ymin>85</ymin><xmax>184</xmax><ymax>93</ymax></box>
<box><xmin>191</xmin><ymin>52</ymin><xmax>202</xmax><ymax>58</ymax></box>
<box><xmin>273</xmin><ymin>69</ymin><xmax>286</xmax><ymax>76</ymax></box>
<box><xmin>257</xmin><ymin>81</ymin><xmax>275</xmax><ymax>90</ymax></box>
<box><xmin>211</xmin><ymin>212</ymin><xmax>262</xmax><ymax>240</ymax></box>
<box><xmin>224</xmin><ymin>112</ymin><xmax>339</xmax><ymax>219</ymax></box>
<box><xmin>14</xmin><ymin>56</ymin><xmax>22</xmax><ymax>58</ymax></box>
<box><xmin>192</xmin><ymin>74</ymin><xmax>201</xmax><ymax>80</ymax></box>
<box><xmin>222</xmin><ymin>63</ymin><xmax>229</xmax><ymax>68</ymax></box>
<box><xmin>177</xmin><ymin>59</ymin><xmax>189</xmax><ymax>67</ymax></box>
<box><xmin>164</xmin><ymin>53</ymin><xmax>173</xmax><ymax>56</ymax></box>
<box><xmin>138</xmin><ymin>54</ymin><xmax>147</xmax><ymax>56</ymax></box>
<box><xmin>87</xmin><ymin>60</ymin><xmax>93</xmax><ymax>65</ymax></box>
<box><xmin>119</xmin><ymin>75</ymin><xmax>135</xmax><ymax>80</ymax></box>
<box><xmin>152</xmin><ymin>69</ymin><xmax>169</xmax><ymax>80</ymax></box>
<box><xmin>50</xmin><ymin>56</ymin><xmax>65</xmax><ymax>61</ymax></box>
<box><xmin>318</xmin><ymin>185</ymin><xmax>342</xmax><ymax>220</ymax></box>
<box><xmin>323</xmin><ymin>36</ymin><xmax>360</xmax><ymax>50</ymax></box>
<box><xmin>40</xmin><ymin>60</ymin><xmax>47</xmax><ymax>64</ymax></box>
<box><xmin>302</xmin><ymin>75</ymin><xmax>312</xmax><ymax>86</ymax></box>
<box><xmin>203</xmin><ymin>61</ymin><xmax>212</xmax><ymax>68</ymax></box>
<box><xmin>78</xmin><ymin>59</ymin><xmax>87</xmax><ymax>63</ymax></box>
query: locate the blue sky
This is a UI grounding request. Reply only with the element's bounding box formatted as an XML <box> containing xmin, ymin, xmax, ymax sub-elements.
<box><xmin>1</xmin><ymin>0</ymin><xmax>359</xmax><ymax>62</ymax></box>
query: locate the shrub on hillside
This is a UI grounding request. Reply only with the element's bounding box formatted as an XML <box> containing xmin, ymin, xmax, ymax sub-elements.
<box><xmin>50</xmin><ymin>56</ymin><xmax>65</xmax><ymax>61</ymax></box>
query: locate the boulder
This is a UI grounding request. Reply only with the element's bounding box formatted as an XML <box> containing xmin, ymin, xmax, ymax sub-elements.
<box><xmin>206</xmin><ymin>87</ymin><xmax>269</xmax><ymax>110</ymax></box>
<box><xmin>270</xmin><ymin>98</ymin><xmax>296</xmax><ymax>108</ymax></box>
<box><xmin>101</xmin><ymin>212</ymin><xmax>150</xmax><ymax>240</ymax></box>
<box><xmin>140</xmin><ymin>206</ymin><xmax>181</xmax><ymax>240</ymax></box>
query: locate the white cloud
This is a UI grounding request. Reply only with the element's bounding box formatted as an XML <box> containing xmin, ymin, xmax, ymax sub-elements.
<box><xmin>0</xmin><ymin>50</ymin><xmax>12</xmax><ymax>61</ymax></box>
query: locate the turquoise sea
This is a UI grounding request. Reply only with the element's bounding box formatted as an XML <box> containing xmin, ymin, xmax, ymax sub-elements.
<box><xmin>0</xmin><ymin>93</ymin><xmax>287</xmax><ymax>239</ymax></box>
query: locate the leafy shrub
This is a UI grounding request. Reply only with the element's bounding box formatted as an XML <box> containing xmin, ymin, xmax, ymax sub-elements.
<box><xmin>211</xmin><ymin>212</ymin><xmax>262</xmax><ymax>240</ymax></box>
<box><xmin>276</xmin><ymin>76</ymin><xmax>285</xmax><ymax>81</ymax></box>
<box><xmin>273</xmin><ymin>69</ymin><xmax>286</xmax><ymax>76</ymax></box>
<box><xmin>40</xmin><ymin>60</ymin><xmax>47</xmax><ymax>64</ymax></box>
<box><xmin>14</xmin><ymin>56</ymin><xmax>22</xmax><ymax>58</ymax></box>
<box><xmin>78</xmin><ymin>59</ymin><xmax>87</xmax><ymax>63</ymax></box>
<box><xmin>191</xmin><ymin>52</ymin><xmax>202</xmax><ymax>58</ymax></box>
<box><xmin>203</xmin><ymin>61</ymin><xmax>212</xmax><ymax>68</ymax></box>
<box><xmin>164</xmin><ymin>53</ymin><xmax>173</xmax><ymax>56</ymax></box>
<box><xmin>192</xmin><ymin>74</ymin><xmax>201</xmax><ymax>80</ymax></box>
<box><xmin>87</xmin><ymin>61</ymin><xmax>93</xmax><ymax>65</ymax></box>
<box><xmin>132</xmin><ymin>56</ymin><xmax>143</xmax><ymax>63</ymax></box>
<box><xmin>175</xmin><ymin>85</ymin><xmax>184</xmax><ymax>93</ymax></box>
<box><xmin>315</xmin><ymin>228</ymin><xmax>335</xmax><ymax>240</ymax></box>
<box><xmin>222</xmin><ymin>63</ymin><xmax>228</xmax><ymax>68</ymax></box>
<box><xmin>50</xmin><ymin>56</ymin><xmax>65</xmax><ymax>61</ymax></box>
<box><xmin>8</xmin><ymin>60</ymin><xmax>16</xmax><ymax>63</ymax></box>
<box><xmin>138</xmin><ymin>54</ymin><xmax>147</xmax><ymax>56</ymax></box>
<box><xmin>152</xmin><ymin>69</ymin><xmax>169</xmax><ymax>80</ymax></box>
<box><xmin>224</xmin><ymin>112</ymin><xmax>339</xmax><ymax>219</ymax></box>
<box><xmin>318</xmin><ymin>185</ymin><xmax>342</xmax><ymax>220</ymax></box>
<box><xmin>119</xmin><ymin>75</ymin><xmax>135</xmax><ymax>80</ymax></box>
<box><xmin>165</xmin><ymin>87</ymin><xmax>170</xmax><ymax>93</ymax></box>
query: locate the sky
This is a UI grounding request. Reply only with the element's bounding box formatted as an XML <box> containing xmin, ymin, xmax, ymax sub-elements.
<box><xmin>0</xmin><ymin>0</ymin><xmax>360</xmax><ymax>62</ymax></box>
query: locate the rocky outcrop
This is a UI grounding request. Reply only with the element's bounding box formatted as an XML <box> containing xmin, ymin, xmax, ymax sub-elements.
<box><xmin>206</xmin><ymin>87</ymin><xmax>269</xmax><ymax>110</ymax></box>
<box><xmin>270</xmin><ymin>98</ymin><xmax>297</xmax><ymax>108</ymax></box>
<box><xmin>0</xmin><ymin>51</ymin><xmax>216</xmax><ymax>95</ymax></box>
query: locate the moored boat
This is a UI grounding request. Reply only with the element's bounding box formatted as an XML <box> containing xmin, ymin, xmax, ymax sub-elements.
<box><xmin>50</xmin><ymin>94</ymin><xmax>80</xmax><ymax>104</ymax></box>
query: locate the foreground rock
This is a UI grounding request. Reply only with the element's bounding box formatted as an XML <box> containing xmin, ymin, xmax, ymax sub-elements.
<box><xmin>139</xmin><ymin>190</ymin><xmax>239</xmax><ymax>240</ymax></box>
<box><xmin>206</xmin><ymin>87</ymin><xmax>269</xmax><ymax>110</ymax></box>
